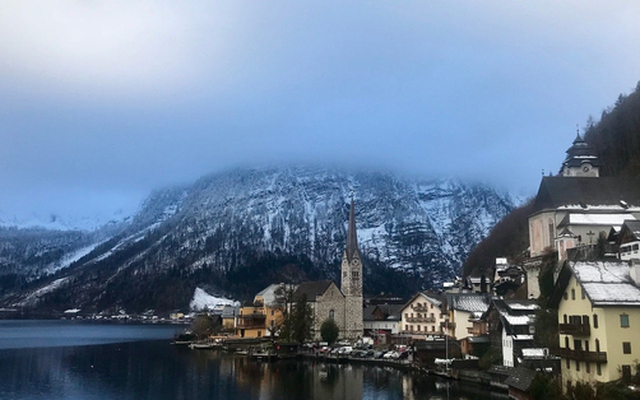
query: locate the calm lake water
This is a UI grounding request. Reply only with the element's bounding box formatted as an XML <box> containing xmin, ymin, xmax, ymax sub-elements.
<box><xmin>0</xmin><ymin>320</ymin><xmax>500</xmax><ymax>400</ymax></box>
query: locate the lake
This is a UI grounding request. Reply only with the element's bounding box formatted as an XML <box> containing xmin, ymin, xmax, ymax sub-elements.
<box><xmin>0</xmin><ymin>320</ymin><xmax>500</xmax><ymax>399</ymax></box>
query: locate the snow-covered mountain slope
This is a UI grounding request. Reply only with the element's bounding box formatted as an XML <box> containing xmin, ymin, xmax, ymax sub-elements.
<box><xmin>0</xmin><ymin>166</ymin><xmax>515</xmax><ymax>313</ymax></box>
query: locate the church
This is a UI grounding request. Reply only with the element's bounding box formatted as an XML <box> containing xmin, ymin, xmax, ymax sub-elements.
<box><xmin>525</xmin><ymin>131</ymin><xmax>640</xmax><ymax>297</ymax></box>
<box><xmin>294</xmin><ymin>196</ymin><xmax>364</xmax><ymax>340</ymax></box>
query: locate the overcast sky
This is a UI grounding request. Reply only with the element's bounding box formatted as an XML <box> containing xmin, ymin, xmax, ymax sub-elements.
<box><xmin>1</xmin><ymin>1</ymin><xmax>640</xmax><ymax>224</ymax></box>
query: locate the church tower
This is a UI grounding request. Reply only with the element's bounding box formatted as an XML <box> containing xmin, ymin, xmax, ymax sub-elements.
<box><xmin>341</xmin><ymin>195</ymin><xmax>363</xmax><ymax>339</ymax></box>
<box><xmin>561</xmin><ymin>130</ymin><xmax>601</xmax><ymax>177</ymax></box>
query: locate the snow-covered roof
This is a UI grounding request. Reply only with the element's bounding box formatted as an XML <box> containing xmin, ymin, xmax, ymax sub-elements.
<box><xmin>522</xmin><ymin>348</ymin><xmax>548</xmax><ymax>358</ymax></box>
<box><xmin>559</xmin><ymin>213</ymin><xmax>636</xmax><ymax>227</ymax></box>
<box><xmin>513</xmin><ymin>334</ymin><xmax>534</xmax><ymax>341</ymax></box>
<box><xmin>447</xmin><ymin>293</ymin><xmax>491</xmax><ymax>314</ymax></box>
<box><xmin>505</xmin><ymin>301</ymin><xmax>539</xmax><ymax>311</ymax></box>
<box><xmin>255</xmin><ymin>283</ymin><xmax>290</xmax><ymax>307</ymax></box>
<box><xmin>502</xmin><ymin>315</ymin><xmax>534</xmax><ymax>326</ymax></box>
<box><xmin>570</xmin><ymin>261</ymin><xmax>640</xmax><ymax>306</ymax></box>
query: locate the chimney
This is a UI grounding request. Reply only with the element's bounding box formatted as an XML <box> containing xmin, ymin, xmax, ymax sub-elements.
<box><xmin>629</xmin><ymin>259</ymin><xmax>640</xmax><ymax>286</ymax></box>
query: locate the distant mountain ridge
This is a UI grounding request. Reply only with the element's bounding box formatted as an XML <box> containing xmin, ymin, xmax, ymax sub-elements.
<box><xmin>0</xmin><ymin>166</ymin><xmax>515</xmax><ymax>313</ymax></box>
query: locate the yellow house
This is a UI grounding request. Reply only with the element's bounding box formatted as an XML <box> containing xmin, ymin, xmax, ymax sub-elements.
<box><xmin>399</xmin><ymin>292</ymin><xmax>446</xmax><ymax>336</ymax></box>
<box><xmin>444</xmin><ymin>292</ymin><xmax>491</xmax><ymax>339</ymax></box>
<box><xmin>235</xmin><ymin>283</ymin><xmax>288</xmax><ymax>338</ymax></box>
<box><xmin>551</xmin><ymin>260</ymin><xmax>640</xmax><ymax>391</ymax></box>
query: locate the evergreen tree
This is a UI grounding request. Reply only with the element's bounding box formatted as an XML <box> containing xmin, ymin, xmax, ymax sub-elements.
<box><xmin>292</xmin><ymin>294</ymin><xmax>313</xmax><ymax>343</ymax></box>
<box><xmin>320</xmin><ymin>318</ymin><xmax>339</xmax><ymax>345</ymax></box>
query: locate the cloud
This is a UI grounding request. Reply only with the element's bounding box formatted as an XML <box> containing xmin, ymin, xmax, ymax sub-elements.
<box><xmin>1</xmin><ymin>1</ymin><xmax>640</xmax><ymax>223</ymax></box>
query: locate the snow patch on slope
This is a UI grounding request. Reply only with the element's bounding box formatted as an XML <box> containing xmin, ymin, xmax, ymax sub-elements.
<box><xmin>189</xmin><ymin>287</ymin><xmax>239</xmax><ymax>311</ymax></box>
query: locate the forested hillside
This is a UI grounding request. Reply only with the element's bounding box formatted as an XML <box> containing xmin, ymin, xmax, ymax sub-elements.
<box><xmin>463</xmin><ymin>81</ymin><xmax>640</xmax><ymax>277</ymax></box>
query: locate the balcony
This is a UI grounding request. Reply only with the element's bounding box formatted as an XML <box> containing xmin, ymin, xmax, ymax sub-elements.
<box><xmin>236</xmin><ymin>314</ymin><xmax>266</xmax><ymax>328</ymax></box>
<box><xmin>406</xmin><ymin>316</ymin><xmax>436</xmax><ymax>323</ymax></box>
<box><xmin>412</xmin><ymin>306</ymin><xmax>429</xmax><ymax>312</ymax></box>
<box><xmin>558</xmin><ymin>323</ymin><xmax>590</xmax><ymax>336</ymax></box>
<box><xmin>556</xmin><ymin>347</ymin><xmax>607</xmax><ymax>363</ymax></box>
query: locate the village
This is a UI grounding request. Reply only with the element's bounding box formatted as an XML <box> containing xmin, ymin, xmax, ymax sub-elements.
<box><xmin>171</xmin><ymin>133</ymin><xmax>640</xmax><ymax>399</ymax></box>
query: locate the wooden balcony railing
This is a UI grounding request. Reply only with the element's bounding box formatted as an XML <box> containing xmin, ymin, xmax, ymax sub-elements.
<box><xmin>558</xmin><ymin>323</ymin><xmax>590</xmax><ymax>336</ymax></box>
<box><xmin>556</xmin><ymin>347</ymin><xmax>607</xmax><ymax>363</ymax></box>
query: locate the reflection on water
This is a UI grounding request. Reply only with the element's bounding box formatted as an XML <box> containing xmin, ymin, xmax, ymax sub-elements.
<box><xmin>0</xmin><ymin>321</ymin><xmax>500</xmax><ymax>400</ymax></box>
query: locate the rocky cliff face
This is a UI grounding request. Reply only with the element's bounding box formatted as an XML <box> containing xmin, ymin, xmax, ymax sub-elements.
<box><xmin>0</xmin><ymin>166</ymin><xmax>514</xmax><ymax>313</ymax></box>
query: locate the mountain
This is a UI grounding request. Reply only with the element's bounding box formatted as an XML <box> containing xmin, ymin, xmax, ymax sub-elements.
<box><xmin>0</xmin><ymin>166</ymin><xmax>514</xmax><ymax>314</ymax></box>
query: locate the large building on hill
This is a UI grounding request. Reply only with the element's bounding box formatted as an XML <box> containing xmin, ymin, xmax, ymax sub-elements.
<box><xmin>526</xmin><ymin>133</ymin><xmax>640</xmax><ymax>297</ymax></box>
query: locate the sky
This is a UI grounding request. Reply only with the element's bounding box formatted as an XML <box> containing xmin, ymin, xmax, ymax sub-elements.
<box><xmin>1</xmin><ymin>1</ymin><xmax>640</xmax><ymax>227</ymax></box>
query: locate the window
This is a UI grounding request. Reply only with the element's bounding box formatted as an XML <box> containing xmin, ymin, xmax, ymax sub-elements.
<box><xmin>576</xmin><ymin>360</ymin><xmax>580</xmax><ymax>371</ymax></box>
<box><xmin>623</xmin><ymin>342</ymin><xmax>632</xmax><ymax>354</ymax></box>
<box><xmin>565</xmin><ymin>337</ymin><xmax>569</xmax><ymax>348</ymax></box>
<box><xmin>581</xmin><ymin>289</ymin><xmax>585</xmax><ymax>300</ymax></box>
<box><xmin>257</xmin><ymin>331</ymin><xmax>261</xmax><ymax>337</ymax></box>
<box><xmin>596</xmin><ymin>363</ymin><xmax>601</xmax><ymax>375</ymax></box>
<box><xmin>548</xmin><ymin>221</ymin><xmax>554</xmax><ymax>247</ymax></box>
<box><xmin>566</xmin><ymin>358</ymin><xmax>570</xmax><ymax>369</ymax></box>
<box><xmin>431</xmin><ymin>326</ymin><xmax>435</xmax><ymax>332</ymax></box>
<box><xmin>574</xmin><ymin>339</ymin><xmax>582</xmax><ymax>351</ymax></box>
<box><xmin>417</xmin><ymin>325</ymin><xmax>420</xmax><ymax>332</ymax></box>
<box><xmin>595</xmin><ymin>339</ymin><xmax>600</xmax><ymax>352</ymax></box>
<box><xmin>622</xmin><ymin>365</ymin><xmax>632</xmax><ymax>382</ymax></box>
<box><xmin>621</xmin><ymin>314</ymin><xmax>630</xmax><ymax>328</ymax></box>
<box><xmin>571</xmin><ymin>288</ymin><xmax>575</xmax><ymax>300</ymax></box>
<box><xmin>329</xmin><ymin>310</ymin><xmax>335</xmax><ymax>321</ymax></box>
<box><xmin>563</xmin><ymin>314</ymin><xmax>568</xmax><ymax>324</ymax></box>
<box><xmin>582</xmin><ymin>315</ymin><xmax>589</xmax><ymax>326</ymax></box>
<box><xmin>586</xmin><ymin>362</ymin><xmax>590</xmax><ymax>373</ymax></box>
<box><xmin>593</xmin><ymin>314</ymin><xmax>598</xmax><ymax>329</ymax></box>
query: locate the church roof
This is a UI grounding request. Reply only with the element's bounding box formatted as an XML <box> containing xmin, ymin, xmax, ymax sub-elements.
<box><xmin>345</xmin><ymin>197</ymin><xmax>360</xmax><ymax>262</ymax></box>
<box><xmin>294</xmin><ymin>280</ymin><xmax>340</xmax><ymax>302</ymax></box>
<box><xmin>562</xmin><ymin>133</ymin><xmax>602</xmax><ymax>169</ymax></box>
<box><xmin>532</xmin><ymin>176</ymin><xmax>640</xmax><ymax>214</ymax></box>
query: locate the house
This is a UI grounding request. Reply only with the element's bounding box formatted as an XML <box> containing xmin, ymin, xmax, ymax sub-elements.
<box><xmin>493</xmin><ymin>258</ymin><xmax>526</xmax><ymax>297</ymax></box>
<box><xmin>234</xmin><ymin>283</ymin><xmax>291</xmax><ymax>338</ymax></box>
<box><xmin>483</xmin><ymin>299</ymin><xmax>539</xmax><ymax>367</ymax></box>
<box><xmin>221</xmin><ymin>304</ymin><xmax>239</xmax><ymax>331</ymax></box>
<box><xmin>444</xmin><ymin>292</ymin><xmax>491</xmax><ymax>340</ymax></box>
<box><xmin>617</xmin><ymin>220</ymin><xmax>640</xmax><ymax>261</ymax></box>
<box><xmin>399</xmin><ymin>292</ymin><xmax>446</xmax><ymax>336</ymax></box>
<box><xmin>235</xmin><ymin>301</ymin><xmax>267</xmax><ymax>338</ymax></box>
<box><xmin>550</xmin><ymin>260</ymin><xmax>640</xmax><ymax>390</ymax></box>
<box><xmin>363</xmin><ymin>303</ymin><xmax>402</xmax><ymax>340</ymax></box>
<box><xmin>254</xmin><ymin>283</ymin><xmax>290</xmax><ymax>337</ymax></box>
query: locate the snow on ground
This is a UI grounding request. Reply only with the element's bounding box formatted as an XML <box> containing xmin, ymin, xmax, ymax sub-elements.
<box><xmin>15</xmin><ymin>277</ymin><xmax>70</xmax><ymax>308</ymax></box>
<box><xmin>45</xmin><ymin>240</ymin><xmax>106</xmax><ymax>274</ymax></box>
<box><xmin>189</xmin><ymin>287</ymin><xmax>239</xmax><ymax>311</ymax></box>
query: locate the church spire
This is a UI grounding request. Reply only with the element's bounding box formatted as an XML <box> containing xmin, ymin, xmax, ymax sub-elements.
<box><xmin>346</xmin><ymin>193</ymin><xmax>359</xmax><ymax>263</ymax></box>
